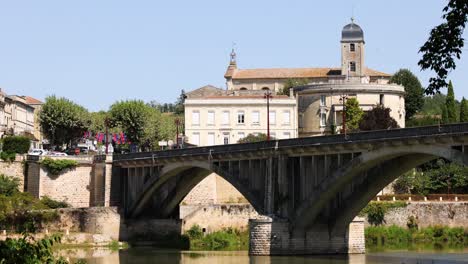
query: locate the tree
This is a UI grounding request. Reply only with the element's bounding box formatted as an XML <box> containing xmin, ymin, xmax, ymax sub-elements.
<box><xmin>389</xmin><ymin>69</ymin><xmax>424</xmax><ymax>120</ymax></box>
<box><xmin>174</xmin><ymin>90</ymin><xmax>186</xmax><ymax>115</ymax></box>
<box><xmin>419</xmin><ymin>0</ymin><xmax>468</xmax><ymax>94</ymax></box>
<box><xmin>108</xmin><ymin>100</ymin><xmax>152</xmax><ymax>145</ymax></box>
<box><xmin>237</xmin><ymin>133</ymin><xmax>272</xmax><ymax>143</ymax></box>
<box><xmin>446</xmin><ymin>81</ymin><xmax>457</xmax><ymax>123</ymax></box>
<box><xmin>441</xmin><ymin>105</ymin><xmax>449</xmax><ymax>124</ymax></box>
<box><xmin>39</xmin><ymin>96</ymin><xmax>90</xmax><ymax>147</ymax></box>
<box><xmin>358</xmin><ymin>105</ymin><xmax>399</xmax><ymax>131</ymax></box>
<box><xmin>277</xmin><ymin>78</ymin><xmax>309</xmax><ymax>95</ymax></box>
<box><xmin>460</xmin><ymin>97</ymin><xmax>468</xmax><ymax>122</ymax></box>
<box><xmin>345</xmin><ymin>98</ymin><xmax>363</xmax><ymax>131</ymax></box>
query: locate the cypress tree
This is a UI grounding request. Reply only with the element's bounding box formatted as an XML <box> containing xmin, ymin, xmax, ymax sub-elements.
<box><xmin>460</xmin><ymin>97</ymin><xmax>468</xmax><ymax>122</ymax></box>
<box><xmin>445</xmin><ymin>81</ymin><xmax>457</xmax><ymax>123</ymax></box>
<box><xmin>441</xmin><ymin>105</ymin><xmax>449</xmax><ymax>124</ymax></box>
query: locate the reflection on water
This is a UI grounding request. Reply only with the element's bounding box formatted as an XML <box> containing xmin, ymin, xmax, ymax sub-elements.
<box><xmin>63</xmin><ymin>247</ymin><xmax>468</xmax><ymax>264</ymax></box>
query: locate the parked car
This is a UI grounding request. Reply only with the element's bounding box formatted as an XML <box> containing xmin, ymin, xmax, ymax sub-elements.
<box><xmin>28</xmin><ymin>149</ymin><xmax>48</xmax><ymax>156</ymax></box>
<box><xmin>48</xmin><ymin>151</ymin><xmax>68</xmax><ymax>157</ymax></box>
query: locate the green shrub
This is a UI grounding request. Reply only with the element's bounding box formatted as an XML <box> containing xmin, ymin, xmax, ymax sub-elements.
<box><xmin>0</xmin><ymin>234</ymin><xmax>71</xmax><ymax>264</ymax></box>
<box><xmin>186</xmin><ymin>225</ymin><xmax>204</xmax><ymax>240</ymax></box>
<box><xmin>2</xmin><ymin>136</ymin><xmax>30</xmax><ymax>154</ymax></box>
<box><xmin>40</xmin><ymin>158</ymin><xmax>78</xmax><ymax>175</ymax></box>
<box><xmin>189</xmin><ymin>227</ymin><xmax>249</xmax><ymax>251</ymax></box>
<box><xmin>360</xmin><ymin>201</ymin><xmax>407</xmax><ymax>226</ymax></box>
<box><xmin>0</xmin><ymin>174</ymin><xmax>20</xmax><ymax>196</ymax></box>
<box><xmin>40</xmin><ymin>196</ymin><xmax>70</xmax><ymax>209</ymax></box>
<box><xmin>0</xmin><ymin>152</ymin><xmax>16</xmax><ymax>162</ymax></box>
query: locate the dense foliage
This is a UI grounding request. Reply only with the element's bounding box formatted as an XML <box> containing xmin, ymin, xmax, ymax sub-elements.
<box><xmin>277</xmin><ymin>78</ymin><xmax>309</xmax><ymax>95</ymax></box>
<box><xmin>0</xmin><ymin>175</ymin><xmax>67</xmax><ymax>233</ymax></box>
<box><xmin>344</xmin><ymin>98</ymin><xmax>363</xmax><ymax>131</ymax></box>
<box><xmin>419</xmin><ymin>0</ymin><xmax>468</xmax><ymax>94</ymax></box>
<box><xmin>185</xmin><ymin>225</ymin><xmax>248</xmax><ymax>251</ymax></box>
<box><xmin>108</xmin><ymin>100</ymin><xmax>151</xmax><ymax>145</ymax></box>
<box><xmin>446</xmin><ymin>81</ymin><xmax>457</xmax><ymax>123</ymax></box>
<box><xmin>40</xmin><ymin>158</ymin><xmax>78</xmax><ymax>175</ymax></box>
<box><xmin>237</xmin><ymin>133</ymin><xmax>271</xmax><ymax>143</ymax></box>
<box><xmin>358</xmin><ymin>105</ymin><xmax>399</xmax><ymax>131</ymax></box>
<box><xmin>460</xmin><ymin>97</ymin><xmax>468</xmax><ymax>122</ymax></box>
<box><xmin>393</xmin><ymin>159</ymin><xmax>468</xmax><ymax>195</ymax></box>
<box><xmin>389</xmin><ymin>69</ymin><xmax>424</xmax><ymax>120</ymax></box>
<box><xmin>2</xmin><ymin>136</ymin><xmax>31</xmax><ymax>154</ymax></box>
<box><xmin>0</xmin><ymin>234</ymin><xmax>73</xmax><ymax>264</ymax></box>
<box><xmin>39</xmin><ymin>96</ymin><xmax>90</xmax><ymax>147</ymax></box>
<box><xmin>366</xmin><ymin>225</ymin><xmax>468</xmax><ymax>248</ymax></box>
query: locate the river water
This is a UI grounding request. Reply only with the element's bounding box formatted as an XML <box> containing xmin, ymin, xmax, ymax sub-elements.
<box><xmin>63</xmin><ymin>247</ymin><xmax>468</xmax><ymax>264</ymax></box>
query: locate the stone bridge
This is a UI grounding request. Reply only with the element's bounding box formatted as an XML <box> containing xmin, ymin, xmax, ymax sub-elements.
<box><xmin>110</xmin><ymin>123</ymin><xmax>468</xmax><ymax>255</ymax></box>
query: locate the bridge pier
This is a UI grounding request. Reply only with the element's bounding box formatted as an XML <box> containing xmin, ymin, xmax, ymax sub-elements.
<box><xmin>248</xmin><ymin>216</ymin><xmax>365</xmax><ymax>255</ymax></box>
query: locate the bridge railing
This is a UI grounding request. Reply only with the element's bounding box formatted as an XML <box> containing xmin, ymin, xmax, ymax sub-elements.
<box><xmin>113</xmin><ymin>123</ymin><xmax>468</xmax><ymax>161</ymax></box>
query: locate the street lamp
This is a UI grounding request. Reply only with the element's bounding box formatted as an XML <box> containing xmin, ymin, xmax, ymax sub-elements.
<box><xmin>339</xmin><ymin>94</ymin><xmax>349</xmax><ymax>136</ymax></box>
<box><xmin>175</xmin><ymin>118</ymin><xmax>181</xmax><ymax>148</ymax></box>
<box><xmin>104</xmin><ymin>117</ymin><xmax>110</xmax><ymax>154</ymax></box>
<box><xmin>264</xmin><ymin>90</ymin><xmax>273</xmax><ymax>141</ymax></box>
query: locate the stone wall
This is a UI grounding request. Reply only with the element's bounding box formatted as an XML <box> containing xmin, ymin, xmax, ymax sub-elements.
<box><xmin>25</xmin><ymin>156</ymin><xmax>109</xmax><ymax>207</ymax></box>
<box><xmin>0</xmin><ymin>160</ymin><xmax>25</xmax><ymax>191</ymax></box>
<box><xmin>181</xmin><ymin>204</ymin><xmax>259</xmax><ymax>233</ymax></box>
<box><xmin>365</xmin><ymin>202</ymin><xmax>468</xmax><ymax>228</ymax></box>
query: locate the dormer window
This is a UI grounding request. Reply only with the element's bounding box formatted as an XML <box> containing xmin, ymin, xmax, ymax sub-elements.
<box><xmin>350</xmin><ymin>43</ymin><xmax>355</xmax><ymax>52</ymax></box>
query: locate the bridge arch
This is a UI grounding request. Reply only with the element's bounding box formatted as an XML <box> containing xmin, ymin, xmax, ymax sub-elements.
<box><xmin>127</xmin><ymin>160</ymin><xmax>263</xmax><ymax>219</ymax></box>
<box><xmin>292</xmin><ymin>144</ymin><xmax>468</xmax><ymax>233</ymax></box>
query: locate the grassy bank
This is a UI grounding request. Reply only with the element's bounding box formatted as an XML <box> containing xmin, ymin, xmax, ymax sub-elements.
<box><xmin>366</xmin><ymin>225</ymin><xmax>468</xmax><ymax>250</ymax></box>
<box><xmin>186</xmin><ymin>225</ymin><xmax>249</xmax><ymax>251</ymax></box>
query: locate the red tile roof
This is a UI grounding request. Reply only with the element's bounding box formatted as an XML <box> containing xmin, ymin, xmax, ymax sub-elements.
<box><xmin>230</xmin><ymin>67</ymin><xmax>390</xmax><ymax>79</ymax></box>
<box><xmin>24</xmin><ymin>96</ymin><xmax>43</xmax><ymax>105</ymax></box>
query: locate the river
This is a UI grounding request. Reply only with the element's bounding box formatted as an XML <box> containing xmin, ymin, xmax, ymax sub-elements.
<box><xmin>62</xmin><ymin>247</ymin><xmax>468</xmax><ymax>264</ymax></box>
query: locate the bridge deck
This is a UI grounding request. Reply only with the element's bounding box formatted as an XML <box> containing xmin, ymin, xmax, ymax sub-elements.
<box><xmin>113</xmin><ymin>123</ymin><xmax>468</xmax><ymax>162</ymax></box>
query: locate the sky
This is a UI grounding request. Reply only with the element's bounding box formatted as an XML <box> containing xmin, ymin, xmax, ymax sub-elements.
<box><xmin>0</xmin><ymin>0</ymin><xmax>466</xmax><ymax>112</ymax></box>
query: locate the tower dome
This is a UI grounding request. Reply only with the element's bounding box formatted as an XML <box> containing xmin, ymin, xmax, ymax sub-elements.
<box><xmin>341</xmin><ymin>19</ymin><xmax>364</xmax><ymax>43</ymax></box>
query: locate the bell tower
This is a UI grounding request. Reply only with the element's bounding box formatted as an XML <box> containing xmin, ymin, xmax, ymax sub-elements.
<box><xmin>341</xmin><ymin>18</ymin><xmax>365</xmax><ymax>80</ymax></box>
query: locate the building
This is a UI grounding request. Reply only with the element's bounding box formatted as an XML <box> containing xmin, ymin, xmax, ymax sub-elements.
<box><xmin>4</xmin><ymin>95</ymin><xmax>35</xmax><ymax>138</ymax></box>
<box><xmin>184</xmin><ymin>85</ymin><xmax>297</xmax><ymax>146</ymax></box>
<box><xmin>224</xmin><ymin>19</ymin><xmax>405</xmax><ymax>137</ymax></box>
<box><xmin>182</xmin><ymin>19</ymin><xmax>405</xmax><ymax>206</ymax></box>
<box><xmin>0</xmin><ymin>90</ymin><xmax>44</xmax><ymax>149</ymax></box>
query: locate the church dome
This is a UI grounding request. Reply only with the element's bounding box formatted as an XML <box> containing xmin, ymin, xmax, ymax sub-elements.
<box><xmin>341</xmin><ymin>20</ymin><xmax>364</xmax><ymax>42</ymax></box>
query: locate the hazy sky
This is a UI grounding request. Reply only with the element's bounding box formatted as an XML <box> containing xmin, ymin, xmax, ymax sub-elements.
<box><xmin>0</xmin><ymin>0</ymin><xmax>466</xmax><ymax>111</ymax></box>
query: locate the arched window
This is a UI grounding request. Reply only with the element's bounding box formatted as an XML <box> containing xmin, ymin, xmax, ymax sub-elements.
<box><xmin>239</xmin><ymin>87</ymin><xmax>248</xmax><ymax>90</ymax></box>
<box><xmin>261</xmin><ymin>87</ymin><xmax>270</xmax><ymax>91</ymax></box>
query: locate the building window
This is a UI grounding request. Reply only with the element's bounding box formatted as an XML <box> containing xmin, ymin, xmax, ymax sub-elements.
<box><xmin>237</xmin><ymin>111</ymin><xmax>245</xmax><ymax>124</ymax></box>
<box><xmin>349</xmin><ymin>61</ymin><xmax>356</xmax><ymax>72</ymax></box>
<box><xmin>270</xmin><ymin>132</ymin><xmax>276</xmax><ymax>139</ymax></box>
<box><xmin>283</xmin><ymin>132</ymin><xmax>291</xmax><ymax>139</ymax></box>
<box><xmin>282</xmin><ymin>111</ymin><xmax>291</xmax><ymax>125</ymax></box>
<box><xmin>222</xmin><ymin>111</ymin><xmax>230</xmax><ymax>125</ymax></box>
<box><xmin>238</xmin><ymin>132</ymin><xmax>245</xmax><ymax>140</ymax></box>
<box><xmin>207</xmin><ymin>132</ymin><xmax>215</xmax><ymax>146</ymax></box>
<box><xmin>350</xmin><ymin>43</ymin><xmax>355</xmax><ymax>52</ymax></box>
<box><xmin>379</xmin><ymin>94</ymin><xmax>385</xmax><ymax>105</ymax></box>
<box><xmin>207</xmin><ymin>111</ymin><xmax>215</xmax><ymax>125</ymax></box>
<box><xmin>299</xmin><ymin>114</ymin><xmax>304</xmax><ymax>128</ymax></box>
<box><xmin>240</xmin><ymin>87</ymin><xmax>248</xmax><ymax>90</ymax></box>
<box><xmin>320</xmin><ymin>112</ymin><xmax>327</xmax><ymax>127</ymax></box>
<box><xmin>252</xmin><ymin>111</ymin><xmax>260</xmax><ymax>125</ymax></box>
<box><xmin>192</xmin><ymin>133</ymin><xmax>200</xmax><ymax>146</ymax></box>
<box><xmin>192</xmin><ymin>111</ymin><xmax>200</xmax><ymax>126</ymax></box>
<box><xmin>269</xmin><ymin>111</ymin><xmax>276</xmax><ymax>125</ymax></box>
<box><xmin>223</xmin><ymin>133</ymin><xmax>230</xmax><ymax>145</ymax></box>
<box><xmin>320</xmin><ymin>95</ymin><xmax>326</xmax><ymax>106</ymax></box>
